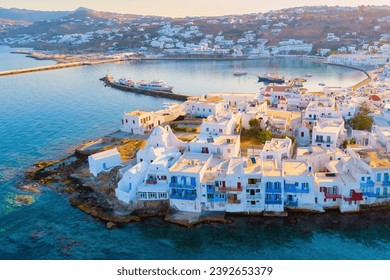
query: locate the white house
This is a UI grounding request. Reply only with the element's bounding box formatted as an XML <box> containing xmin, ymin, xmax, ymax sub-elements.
<box><xmin>116</xmin><ymin>161</ymin><xmax>148</xmax><ymax>203</ymax></box>
<box><xmin>283</xmin><ymin>160</ymin><xmax>319</xmax><ymax>211</ymax></box>
<box><xmin>261</xmin><ymin>137</ymin><xmax>292</xmax><ymax>166</ymax></box>
<box><xmin>88</xmin><ymin>148</ymin><xmax>121</xmax><ymax>177</ymax></box>
<box><xmin>311</xmin><ymin>118</ymin><xmax>345</xmax><ymax>149</ymax></box>
<box><xmin>184</xmin><ymin>96</ymin><xmax>229</xmax><ymax>117</ymax></box>
<box><xmin>137</xmin><ymin>125</ymin><xmax>185</xmax><ymax>164</ymax></box>
<box><xmin>122</xmin><ymin>110</ymin><xmax>164</xmax><ymax>135</ymax></box>
<box><xmin>169</xmin><ymin>153</ymin><xmax>212</xmax><ymax>212</ymax></box>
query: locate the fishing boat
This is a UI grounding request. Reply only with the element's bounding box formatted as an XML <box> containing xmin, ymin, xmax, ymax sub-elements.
<box><xmin>257</xmin><ymin>71</ymin><xmax>285</xmax><ymax>84</ymax></box>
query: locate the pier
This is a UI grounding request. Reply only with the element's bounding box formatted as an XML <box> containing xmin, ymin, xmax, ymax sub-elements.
<box><xmin>100</xmin><ymin>75</ymin><xmax>190</xmax><ymax>101</ymax></box>
<box><xmin>0</xmin><ymin>58</ymin><xmax>123</xmax><ymax>77</ymax></box>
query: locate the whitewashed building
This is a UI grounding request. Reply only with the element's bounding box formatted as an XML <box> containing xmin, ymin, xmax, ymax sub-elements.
<box><xmin>122</xmin><ymin>110</ymin><xmax>164</xmax><ymax>135</ymax></box>
<box><xmin>88</xmin><ymin>148</ymin><xmax>121</xmax><ymax>177</ymax></box>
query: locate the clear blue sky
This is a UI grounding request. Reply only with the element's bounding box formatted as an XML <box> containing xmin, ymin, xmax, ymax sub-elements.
<box><xmin>1</xmin><ymin>0</ymin><xmax>389</xmax><ymax>17</ymax></box>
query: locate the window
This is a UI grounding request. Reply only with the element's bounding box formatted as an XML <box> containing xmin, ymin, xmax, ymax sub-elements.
<box><xmin>219</xmin><ymin>129</ymin><xmax>223</xmax><ymax>133</ymax></box>
<box><xmin>361</xmin><ymin>177</ymin><xmax>365</xmax><ymax>182</ymax></box>
<box><xmin>209</xmin><ymin>109</ymin><xmax>211</xmax><ymax>112</ymax></box>
<box><xmin>301</xmin><ymin>132</ymin><xmax>304</xmax><ymax>137</ymax></box>
<box><xmin>251</xmin><ymin>201</ymin><xmax>256</xmax><ymax>205</ymax></box>
<box><xmin>275</xmin><ymin>194</ymin><xmax>281</xmax><ymax>201</ymax></box>
<box><xmin>207</xmin><ymin>194</ymin><xmax>214</xmax><ymax>199</ymax></box>
<box><xmin>302</xmin><ymin>182</ymin><xmax>309</xmax><ymax>190</ymax></box>
<box><xmin>206</xmin><ymin>128</ymin><xmax>209</xmax><ymax>132</ymax></box>
<box><xmin>377</xmin><ymin>173</ymin><xmax>382</xmax><ymax>182</ymax></box>
<box><xmin>266</xmin><ymin>155</ymin><xmax>273</xmax><ymax>159</ymax></box>
<box><xmin>266</xmin><ymin>182</ymin><xmax>272</xmax><ymax>190</ymax></box>
<box><xmin>274</xmin><ymin>182</ymin><xmax>281</xmax><ymax>189</ymax></box>
<box><xmin>133</xmin><ymin>120</ymin><xmax>135</xmax><ymax>124</ymax></box>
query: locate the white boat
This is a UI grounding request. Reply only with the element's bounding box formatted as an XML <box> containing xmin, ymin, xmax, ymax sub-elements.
<box><xmin>233</xmin><ymin>70</ymin><xmax>248</xmax><ymax>76</ymax></box>
<box><xmin>134</xmin><ymin>80</ymin><xmax>174</xmax><ymax>92</ymax></box>
<box><xmin>318</xmin><ymin>83</ymin><xmax>326</xmax><ymax>86</ymax></box>
<box><xmin>117</xmin><ymin>77</ymin><xmax>135</xmax><ymax>87</ymax></box>
<box><xmin>305</xmin><ymin>73</ymin><xmax>313</xmax><ymax>77</ymax></box>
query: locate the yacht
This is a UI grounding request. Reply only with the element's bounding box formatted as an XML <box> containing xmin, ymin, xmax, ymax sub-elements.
<box><xmin>117</xmin><ymin>77</ymin><xmax>135</xmax><ymax>87</ymax></box>
<box><xmin>134</xmin><ymin>80</ymin><xmax>174</xmax><ymax>92</ymax></box>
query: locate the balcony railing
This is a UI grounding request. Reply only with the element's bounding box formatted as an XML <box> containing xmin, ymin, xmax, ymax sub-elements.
<box><xmin>265</xmin><ymin>187</ymin><xmax>282</xmax><ymax>193</ymax></box>
<box><xmin>314</xmin><ymin>139</ymin><xmax>333</xmax><ymax>144</ymax></box>
<box><xmin>363</xmin><ymin>191</ymin><xmax>376</xmax><ymax>198</ymax></box>
<box><xmin>376</xmin><ymin>193</ymin><xmax>390</xmax><ymax>199</ymax></box>
<box><xmin>284</xmin><ymin>200</ymin><xmax>298</xmax><ymax>207</ymax></box>
<box><xmin>247</xmin><ymin>183</ymin><xmax>260</xmax><ymax>188</ymax></box>
<box><xmin>360</xmin><ymin>180</ymin><xmax>375</xmax><ymax>188</ymax></box>
<box><xmin>170</xmin><ymin>194</ymin><xmax>197</xmax><ymax>201</ymax></box>
<box><xmin>265</xmin><ymin>199</ymin><xmax>283</xmax><ymax>205</ymax></box>
<box><xmin>227</xmin><ymin>199</ymin><xmax>241</xmax><ymax>204</ymax></box>
<box><xmin>324</xmin><ymin>193</ymin><xmax>342</xmax><ymax>199</ymax></box>
<box><xmin>169</xmin><ymin>182</ymin><xmax>196</xmax><ymax>189</ymax></box>
<box><xmin>343</xmin><ymin>190</ymin><xmax>363</xmax><ymax>201</ymax></box>
<box><xmin>382</xmin><ymin>181</ymin><xmax>390</xmax><ymax>187</ymax></box>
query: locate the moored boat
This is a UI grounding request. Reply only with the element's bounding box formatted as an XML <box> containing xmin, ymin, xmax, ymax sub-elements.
<box><xmin>257</xmin><ymin>72</ymin><xmax>285</xmax><ymax>84</ymax></box>
<box><xmin>134</xmin><ymin>80</ymin><xmax>174</xmax><ymax>92</ymax></box>
<box><xmin>233</xmin><ymin>70</ymin><xmax>248</xmax><ymax>76</ymax></box>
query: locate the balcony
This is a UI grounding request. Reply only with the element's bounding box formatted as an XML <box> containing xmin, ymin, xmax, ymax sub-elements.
<box><xmin>169</xmin><ymin>182</ymin><xmax>196</xmax><ymax>189</ymax></box>
<box><xmin>265</xmin><ymin>187</ymin><xmax>282</xmax><ymax>193</ymax></box>
<box><xmin>324</xmin><ymin>193</ymin><xmax>342</xmax><ymax>199</ymax></box>
<box><xmin>314</xmin><ymin>138</ymin><xmax>333</xmax><ymax>144</ymax></box>
<box><xmin>284</xmin><ymin>200</ymin><xmax>298</xmax><ymax>207</ymax></box>
<box><xmin>343</xmin><ymin>190</ymin><xmax>363</xmax><ymax>202</ymax></box>
<box><xmin>227</xmin><ymin>199</ymin><xmax>241</xmax><ymax>204</ymax></box>
<box><xmin>382</xmin><ymin>181</ymin><xmax>390</xmax><ymax>187</ymax></box>
<box><xmin>376</xmin><ymin>193</ymin><xmax>390</xmax><ymax>199</ymax></box>
<box><xmin>284</xmin><ymin>183</ymin><xmax>296</xmax><ymax>192</ymax></box>
<box><xmin>265</xmin><ymin>199</ymin><xmax>283</xmax><ymax>205</ymax></box>
<box><xmin>360</xmin><ymin>180</ymin><xmax>374</xmax><ymax>188</ymax></box>
<box><xmin>170</xmin><ymin>193</ymin><xmax>197</xmax><ymax>201</ymax></box>
<box><xmin>362</xmin><ymin>191</ymin><xmax>376</xmax><ymax>198</ymax></box>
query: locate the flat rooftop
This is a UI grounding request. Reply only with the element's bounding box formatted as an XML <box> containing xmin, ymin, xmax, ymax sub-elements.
<box><xmin>356</xmin><ymin>149</ymin><xmax>390</xmax><ymax>168</ymax></box>
<box><xmin>90</xmin><ymin>148</ymin><xmax>119</xmax><ymax>160</ymax></box>
<box><xmin>194</xmin><ymin>134</ymin><xmax>239</xmax><ymax>145</ymax></box>
<box><xmin>262</xmin><ymin>159</ymin><xmax>282</xmax><ymax>177</ymax></box>
<box><xmin>283</xmin><ymin>161</ymin><xmax>309</xmax><ymax>176</ymax></box>
<box><xmin>170</xmin><ymin>153</ymin><xmax>211</xmax><ymax>173</ymax></box>
<box><xmin>124</xmin><ymin>110</ymin><xmax>150</xmax><ymax>116</ymax></box>
<box><xmin>244</xmin><ymin>156</ymin><xmax>262</xmax><ymax>174</ymax></box>
<box><xmin>263</xmin><ymin>138</ymin><xmax>290</xmax><ymax>152</ymax></box>
<box><xmin>315</xmin><ymin>173</ymin><xmax>344</xmax><ymax>184</ymax></box>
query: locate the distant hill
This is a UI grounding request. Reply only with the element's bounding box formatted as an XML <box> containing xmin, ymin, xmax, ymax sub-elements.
<box><xmin>0</xmin><ymin>7</ymin><xmax>90</xmax><ymax>22</ymax></box>
<box><xmin>1</xmin><ymin>5</ymin><xmax>389</xmax><ymax>54</ymax></box>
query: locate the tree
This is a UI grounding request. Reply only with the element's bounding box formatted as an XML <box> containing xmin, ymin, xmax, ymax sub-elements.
<box><xmin>258</xmin><ymin>129</ymin><xmax>272</xmax><ymax>143</ymax></box>
<box><xmin>349</xmin><ymin>103</ymin><xmax>373</xmax><ymax>131</ymax></box>
<box><xmin>249</xmin><ymin>118</ymin><xmax>260</xmax><ymax>130</ymax></box>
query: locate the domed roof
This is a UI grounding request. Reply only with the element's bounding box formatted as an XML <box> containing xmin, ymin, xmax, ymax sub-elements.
<box><xmin>369</xmin><ymin>94</ymin><xmax>381</xmax><ymax>101</ymax></box>
<box><xmin>152</xmin><ymin>126</ymin><xmax>166</xmax><ymax>136</ymax></box>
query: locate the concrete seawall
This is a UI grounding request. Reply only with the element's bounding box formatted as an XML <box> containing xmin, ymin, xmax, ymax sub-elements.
<box><xmin>0</xmin><ymin>59</ymin><xmax>122</xmax><ymax>77</ymax></box>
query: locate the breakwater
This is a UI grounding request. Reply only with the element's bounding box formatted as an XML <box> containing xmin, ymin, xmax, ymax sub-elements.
<box><xmin>0</xmin><ymin>59</ymin><xmax>121</xmax><ymax>77</ymax></box>
<box><xmin>100</xmin><ymin>75</ymin><xmax>190</xmax><ymax>101</ymax></box>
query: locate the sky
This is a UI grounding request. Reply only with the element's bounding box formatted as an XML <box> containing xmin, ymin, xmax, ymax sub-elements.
<box><xmin>0</xmin><ymin>0</ymin><xmax>389</xmax><ymax>17</ymax></box>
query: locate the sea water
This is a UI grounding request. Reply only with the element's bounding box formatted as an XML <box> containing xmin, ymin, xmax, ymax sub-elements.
<box><xmin>1</xmin><ymin>46</ymin><xmax>389</xmax><ymax>260</ymax></box>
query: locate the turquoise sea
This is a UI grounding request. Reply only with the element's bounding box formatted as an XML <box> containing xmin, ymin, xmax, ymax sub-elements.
<box><xmin>1</xmin><ymin>46</ymin><xmax>389</xmax><ymax>260</ymax></box>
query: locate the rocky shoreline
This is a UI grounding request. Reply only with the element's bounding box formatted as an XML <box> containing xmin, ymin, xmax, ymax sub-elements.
<box><xmin>21</xmin><ymin>133</ymin><xmax>390</xmax><ymax>229</ymax></box>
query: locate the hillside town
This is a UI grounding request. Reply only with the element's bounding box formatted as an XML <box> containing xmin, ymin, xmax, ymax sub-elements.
<box><xmin>85</xmin><ymin>55</ymin><xmax>390</xmax><ymax>215</ymax></box>
<box><xmin>1</xmin><ymin>6</ymin><xmax>389</xmax><ymax>61</ymax></box>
